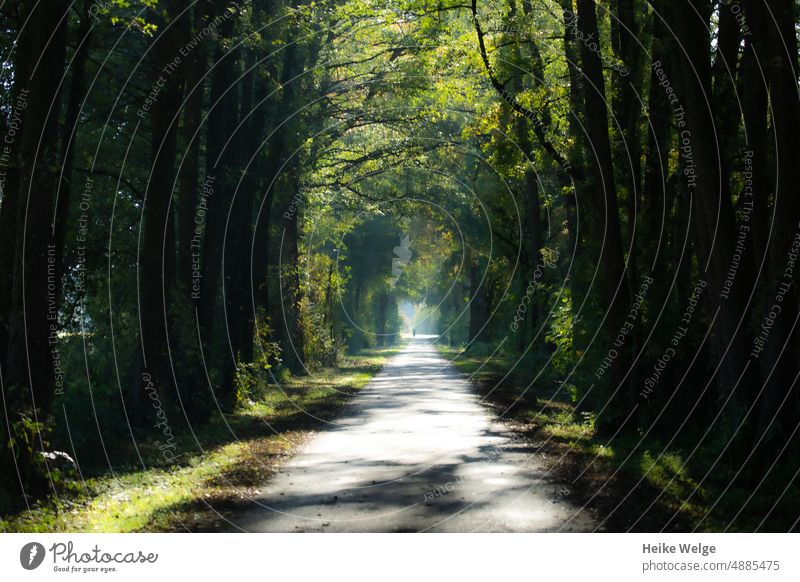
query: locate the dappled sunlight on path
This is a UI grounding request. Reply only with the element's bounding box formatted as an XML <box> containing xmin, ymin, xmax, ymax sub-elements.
<box><xmin>234</xmin><ymin>339</ymin><xmax>595</xmax><ymax>532</ymax></box>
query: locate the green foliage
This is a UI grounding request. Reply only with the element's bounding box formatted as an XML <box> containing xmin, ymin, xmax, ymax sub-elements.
<box><xmin>235</xmin><ymin>310</ymin><xmax>282</xmax><ymax>405</ymax></box>
<box><xmin>2</xmin><ymin>0</ymin><xmax>797</xmax><ymax>532</ymax></box>
<box><xmin>544</xmin><ymin>287</ymin><xmax>579</xmax><ymax>397</ymax></box>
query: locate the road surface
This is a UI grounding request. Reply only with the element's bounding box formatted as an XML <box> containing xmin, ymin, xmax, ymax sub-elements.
<box><xmin>234</xmin><ymin>338</ymin><xmax>594</xmax><ymax>532</ymax></box>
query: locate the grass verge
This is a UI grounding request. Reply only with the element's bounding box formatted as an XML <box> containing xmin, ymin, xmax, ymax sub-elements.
<box><xmin>436</xmin><ymin>344</ymin><xmax>799</xmax><ymax>532</ymax></box>
<box><xmin>1</xmin><ymin>345</ymin><xmax>401</xmax><ymax>532</ymax></box>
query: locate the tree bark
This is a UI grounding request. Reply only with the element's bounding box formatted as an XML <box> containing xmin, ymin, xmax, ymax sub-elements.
<box><xmin>757</xmin><ymin>0</ymin><xmax>800</xmax><ymax>445</ymax></box>
<box><xmin>575</xmin><ymin>0</ymin><xmax>631</xmax><ymax>424</ymax></box>
<box><xmin>198</xmin><ymin>4</ymin><xmax>240</xmax><ymax>407</ymax></box>
<box><xmin>671</xmin><ymin>0</ymin><xmax>758</xmax><ymax>437</ymax></box>
<box><xmin>136</xmin><ymin>0</ymin><xmax>187</xmax><ymax>413</ymax></box>
<box><xmin>1</xmin><ymin>0</ymin><xmax>68</xmax><ymax>489</ymax></box>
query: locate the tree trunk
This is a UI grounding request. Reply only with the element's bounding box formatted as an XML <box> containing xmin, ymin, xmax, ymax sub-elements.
<box><xmin>575</xmin><ymin>0</ymin><xmax>631</xmax><ymax>424</ymax></box>
<box><xmin>640</xmin><ymin>0</ymin><xmax>675</xmax><ymax>285</ymax></box>
<box><xmin>1</xmin><ymin>0</ymin><xmax>68</xmax><ymax>491</ymax></box>
<box><xmin>467</xmin><ymin>249</ymin><xmax>488</xmax><ymax>346</ymax></box>
<box><xmin>757</xmin><ymin>0</ymin><xmax>800</xmax><ymax>446</ymax></box>
<box><xmin>738</xmin><ymin>0</ymin><xmax>770</xmax><ymax>276</ymax></box>
<box><xmin>177</xmin><ymin>3</ymin><xmax>210</xmax><ymax>299</ymax></box>
<box><xmin>225</xmin><ymin>0</ymin><xmax>276</xmax><ymax>365</ymax></box>
<box><xmin>54</xmin><ymin>3</ymin><xmax>92</xmax><ymax>289</ymax></box>
<box><xmin>558</xmin><ymin>0</ymin><xmax>589</xmax><ymax>369</ymax></box>
<box><xmin>198</xmin><ymin>5</ymin><xmax>240</xmax><ymax>407</ymax></box>
<box><xmin>279</xmin><ymin>168</ymin><xmax>307</xmax><ymax>373</ymax></box>
<box><xmin>671</xmin><ymin>0</ymin><xmax>758</xmax><ymax>439</ymax></box>
<box><xmin>611</xmin><ymin>0</ymin><xmax>643</xmax><ymax>295</ymax></box>
<box><xmin>136</xmin><ymin>0</ymin><xmax>187</xmax><ymax>413</ymax></box>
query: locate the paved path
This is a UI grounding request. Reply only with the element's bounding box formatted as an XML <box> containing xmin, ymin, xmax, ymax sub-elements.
<box><xmin>235</xmin><ymin>338</ymin><xmax>594</xmax><ymax>532</ymax></box>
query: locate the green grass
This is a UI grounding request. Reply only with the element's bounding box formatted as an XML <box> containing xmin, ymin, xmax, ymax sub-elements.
<box><xmin>4</xmin><ymin>442</ymin><xmax>263</xmax><ymax>532</ymax></box>
<box><xmin>1</xmin><ymin>345</ymin><xmax>400</xmax><ymax>533</ymax></box>
<box><xmin>436</xmin><ymin>343</ymin><xmax>799</xmax><ymax>531</ymax></box>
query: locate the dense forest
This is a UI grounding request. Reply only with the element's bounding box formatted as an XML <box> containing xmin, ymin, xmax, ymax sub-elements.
<box><xmin>1</xmin><ymin>0</ymin><xmax>799</xmax><ymax>531</ymax></box>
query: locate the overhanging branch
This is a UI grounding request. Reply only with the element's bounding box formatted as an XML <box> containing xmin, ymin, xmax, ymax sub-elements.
<box><xmin>471</xmin><ymin>0</ymin><xmax>578</xmax><ymax>181</ymax></box>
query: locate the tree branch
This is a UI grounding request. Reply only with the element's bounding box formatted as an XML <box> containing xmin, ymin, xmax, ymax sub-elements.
<box><xmin>470</xmin><ymin>0</ymin><xmax>578</xmax><ymax>180</ymax></box>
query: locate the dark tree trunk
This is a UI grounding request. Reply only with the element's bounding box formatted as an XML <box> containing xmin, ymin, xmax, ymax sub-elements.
<box><xmin>640</xmin><ymin>1</ymin><xmax>675</xmax><ymax>283</ymax></box>
<box><xmin>54</xmin><ymin>4</ymin><xmax>92</xmax><ymax>289</ymax></box>
<box><xmin>610</xmin><ymin>0</ymin><xmax>645</xmax><ymax>405</ymax></box>
<box><xmin>375</xmin><ymin>290</ymin><xmax>388</xmax><ymax>347</ymax></box>
<box><xmin>135</xmin><ymin>0</ymin><xmax>187</xmax><ymax>413</ymax></box>
<box><xmin>511</xmin><ymin>7</ymin><xmax>546</xmax><ymax>350</ymax></box>
<box><xmin>467</xmin><ymin>250</ymin><xmax>488</xmax><ymax>346</ymax></box>
<box><xmin>671</xmin><ymin>0</ymin><xmax>758</xmax><ymax>438</ymax></box>
<box><xmin>711</xmin><ymin>0</ymin><xmax>743</xmax><ymax>200</ymax></box>
<box><xmin>575</xmin><ymin>0</ymin><xmax>631</xmax><ymax>424</ymax></box>
<box><xmin>224</xmin><ymin>56</ymin><xmax>256</xmax><ymax>371</ymax></box>
<box><xmin>177</xmin><ymin>3</ymin><xmax>210</xmax><ymax>299</ymax></box>
<box><xmin>516</xmin><ymin>123</ymin><xmax>544</xmax><ymax>351</ymax></box>
<box><xmin>757</xmin><ymin>0</ymin><xmax>800</xmax><ymax>446</ymax></box>
<box><xmin>611</xmin><ymin>0</ymin><xmax>643</xmax><ymax>293</ymax></box>
<box><xmin>738</xmin><ymin>0</ymin><xmax>770</xmax><ymax>275</ymax></box>
<box><xmin>198</xmin><ymin>4</ymin><xmax>240</xmax><ymax>407</ymax></box>
<box><xmin>253</xmin><ymin>139</ymin><xmax>283</xmax><ymax>313</ymax></box>
<box><xmin>559</xmin><ymin>0</ymin><xmax>588</xmax><ymax>359</ymax></box>
<box><xmin>279</xmin><ymin>168</ymin><xmax>307</xmax><ymax>374</ymax></box>
<box><xmin>256</xmin><ymin>37</ymin><xmax>305</xmax><ymax>371</ymax></box>
<box><xmin>1</xmin><ymin>0</ymin><xmax>68</xmax><ymax>490</ymax></box>
<box><xmin>225</xmin><ymin>0</ymin><xmax>275</xmax><ymax>366</ymax></box>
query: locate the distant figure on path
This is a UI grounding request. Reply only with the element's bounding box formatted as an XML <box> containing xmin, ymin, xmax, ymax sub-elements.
<box><xmin>412</xmin><ymin>328</ymin><xmax>416</xmax><ymax>337</ymax></box>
